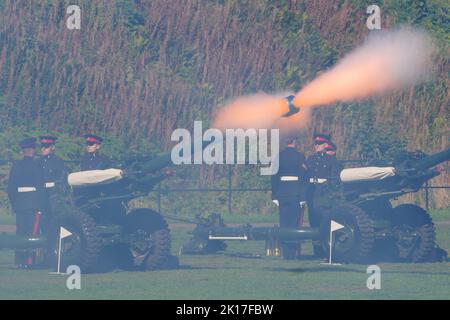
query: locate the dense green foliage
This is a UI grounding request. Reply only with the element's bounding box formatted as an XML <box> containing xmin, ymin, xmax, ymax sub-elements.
<box><xmin>0</xmin><ymin>0</ymin><xmax>448</xmax><ymax>212</ymax></box>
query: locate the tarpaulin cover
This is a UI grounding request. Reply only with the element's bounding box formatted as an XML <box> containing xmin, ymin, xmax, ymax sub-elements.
<box><xmin>68</xmin><ymin>169</ymin><xmax>123</xmax><ymax>187</ymax></box>
<box><xmin>340</xmin><ymin>167</ymin><xmax>396</xmax><ymax>183</ymax></box>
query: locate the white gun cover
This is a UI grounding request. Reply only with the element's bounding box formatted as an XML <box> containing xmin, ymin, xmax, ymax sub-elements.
<box><xmin>340</xmin><ymin>167</ymin><xmax>396</xmax><ymax>183</ymax></box>
<box><xmin>68</xmin><ymin>169</ymin><xmax>123</xmax><ymax>187</ymax></box>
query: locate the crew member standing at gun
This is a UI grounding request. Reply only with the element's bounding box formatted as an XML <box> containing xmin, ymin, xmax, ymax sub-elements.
<box><xmin>38</xmin><ymin>135</ymin><xmax>67</xmax><ymax>187</ymax></box>
<box><xmin>306</xmin><ymin>134</ymin><xmax>337</xmax><ymax>181</ymax></box>
<box><xmin>36</xmin><ymin>135</ymin><xmax>68</xmax><ymax>235</ymax></box>
<box><xmin>306</xmin><ymin>134</ymin><xmax>341</xmax><ymax>257</ymax></box>
<box><xmin>75</xmin><ymin>134</ymin><xmax>111</xmax><ymax>207</ymax></box>
<box><xmin>271</xmin><ymin>137</ymin><xmax>308</xmax><ymax>260</ymax></box>
<box><xmin>7</xmin><ymin>138</ymin><xmax>45</xmax><ymax>269</ymax></box>
<box><xmin>80</xmin><ymin>134</ymin><xmax>111</xmax><ymax>170</ymax></box>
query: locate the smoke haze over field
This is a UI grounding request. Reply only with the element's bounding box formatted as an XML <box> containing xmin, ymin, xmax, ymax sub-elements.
<box><xmin>213</xmin><ymin>28</ymin><xmax>435</xmax><ymax>132</ymax></box>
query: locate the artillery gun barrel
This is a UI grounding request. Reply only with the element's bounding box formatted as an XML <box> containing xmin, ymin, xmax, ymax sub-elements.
<box><xmin>0</xmin><ymin>235</ymin><xmax>47</xmax><ymax>249</ymax></box>
<box><xmin>129</xmin><ymin>140</ymin><xmax>214</xmax><ymax>174</ymax></box>
<box><xmin>137</xmin><ymin>153</ymin><xmax>172</xmax><ymax>173</ymax></box>
<box><xmin>412</xmin><ymin>147</ymin><xmax>450</xmax><ymax>171</ymax></box>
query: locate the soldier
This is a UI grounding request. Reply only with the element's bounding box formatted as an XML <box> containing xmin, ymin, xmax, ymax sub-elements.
<box><xmin>7</xmin><ymin>138</ymin><xmax>45</xmax><ymax>268</ymax></box>
<box><xmin>36</xmin><ymin>135</ymin><xmax>68</xmax><ymax>235</ymax></box>
<box><xmin>74</xmin><ymin>134</ymin><xmax>111</xmax><ymax>207</ymax></box>
<box><xmin>306</xmin><ymin>133</ymin><xmax>335</xmax><ymax>181</ymax></box>
<box><xmin>306</xmin><ymin>134</ymin><xmax>342</xmax><ymax>258</ymax></box>
<box><xmin>37</xmin><ymin>135</ymin><xmax>68</xmax><ymax>190</ymax></box>
<box><xmin>80</xmin><ymin>134</ymin><xmax>111</xmax><ymax>170</ymax></box>
<box><xmin>271</xmin><ymin>137</ymin><xmax>308</xmax><ymax>259</ymax></box>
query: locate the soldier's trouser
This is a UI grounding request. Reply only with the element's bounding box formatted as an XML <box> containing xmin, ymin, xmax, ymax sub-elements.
<box><xmin>15</xmin><ymin>211</ymin><xmax>36</xmax><ymax>265</ymax></box>
<box><xmin>307</xmin><ymin>184</ymin><xmax>328</xmax><ymax>257</ymax></box>
<box><xmin>279</xmin><ymin>198</ymin><xmax>303</xmax><ymax>259</ymax></box>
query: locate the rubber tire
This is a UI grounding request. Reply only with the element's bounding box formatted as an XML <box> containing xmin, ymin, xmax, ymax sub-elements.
<box><xmin>124</xmin><ymin>209</ymin><xmax>172</xmax><ymax>270</ymax></box>
<box><xmin>320</xmin><ymin>204</ymin><xmax>374</xmax><ymax>263</ymax></box>
<box><xmin>47</xmin><ymin>209</ymin><xmax>101</xmax><ymax>272</ymax></box>
<box><xmin>392</xmin><ymin>204</ymin><xmax>436</xmax><ymax>262</ymax></box>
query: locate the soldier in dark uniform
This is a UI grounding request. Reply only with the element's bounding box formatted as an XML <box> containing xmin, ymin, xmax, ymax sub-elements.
<box><xmin>306</xmin><ymin>134</ymin><xmax>342</xmax><ymax>257</ymax></box>
<box><xmin>80</xmin><ymin>134</ymin><xmax>111</xmax><ymax>170</ymax></box>
<box><xmin>37</xmin><ymin>135</ymin><xmax>67</xmax><ymax>188</ymax></box>
<box><xmin>271</xmin><ymin>137</ymin><xmax>308</xmax><ymax>259</ymax></box>
<box><xmin>306</xmin><ymin>134</ymin><xmax>336</xmax><ymax>181</ymax></box>
<box><xmin>36</xmin><ymin>135</ymin><xmax>68</xmax><ymax>235</ymax></box>
<box><xmin>75</xmin><ymin>134</ymin><xmax>111</xmax><ymax>208</ymax></box>
<box><xmin>7</xmin><ymin>138</ymin><xmax>45</xmax><ymax>268</ymax></box>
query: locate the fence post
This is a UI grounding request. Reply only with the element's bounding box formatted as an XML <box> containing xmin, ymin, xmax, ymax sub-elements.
<box><xmin>425</xmin><ymin>181</ymin><xmax>429</xmax><ymax>211</ymax></box>
<box><xmin>228</xmin><ymin>166</ymin><xmax>232</xmax><ymax>215</ymax></box>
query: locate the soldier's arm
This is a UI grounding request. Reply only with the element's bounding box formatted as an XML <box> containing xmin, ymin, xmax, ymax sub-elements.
<box><xmin>6</xmin><ymin>163</ymin><xmax>17</xmax><ymax>207</ymax></box>
<box><xmin>59</xmin><ymin>159</ymin><xmax>69</xmax><ymax>182</ymax></box>
<box><xmin>330</xmin><ymin>156</ymin><xmax>342</xmax><ymax>178</ymax></box>
<box><xmin>271</xmin><ymin>173</ymin><xmax>278</xmax><ymax>200</ymax></box>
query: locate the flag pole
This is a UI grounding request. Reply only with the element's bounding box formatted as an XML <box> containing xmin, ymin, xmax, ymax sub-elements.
<box><xmin>329</xmin><ymin>225</ymin><xmax>333</xmax><ymax>264</ymax></box>
<box><xmin>57</xmin><ymin>229</ymin><xmax>62</xmax><ymax>274</ymax></box>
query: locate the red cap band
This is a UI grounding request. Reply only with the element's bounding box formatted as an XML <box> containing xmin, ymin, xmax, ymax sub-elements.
<box><xmin>41</xmin><ymin>139</ymin><xmax>55</xmax><ymax>144</ymax></box>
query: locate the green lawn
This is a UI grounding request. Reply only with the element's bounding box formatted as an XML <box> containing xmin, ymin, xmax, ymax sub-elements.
<box><xmin>0</xmin><ymin>208</ymin><xmax>449</xmax><ymax>299</ymax></box>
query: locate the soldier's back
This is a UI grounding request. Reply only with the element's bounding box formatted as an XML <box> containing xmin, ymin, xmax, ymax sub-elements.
<box><xmin>8</xmin><ymin>157</ymin><xmax>44</xmax><ymax>212</ymax></box>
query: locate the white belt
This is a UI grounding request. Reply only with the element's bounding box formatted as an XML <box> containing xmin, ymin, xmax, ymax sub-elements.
<box><xmin>280</xmin><ymin>176</ymin><xmax>299</xmax><ymax>181</ymax></box>
<box><xmin>45</xmin><ymin>182</ymin><xmax>55</xmax><ymax>188</ymax></box>
<box><xmin>309</xmin><ymin>178</ymin><xmax>327</xmax><ymax>184</ymax></box>
<box><xmin>273</xmin><ymin>200</ymin><xmax>307</xmax><ymax>207</ymax></box>
<box><xmin>18</xmin><ymin>187</ymin><xmax>36</xmax><ymax>193</ymax></box>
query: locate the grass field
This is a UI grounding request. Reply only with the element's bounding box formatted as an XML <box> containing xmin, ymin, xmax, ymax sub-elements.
<box><xmin>0</xmin><ymin>209</ymin><xmax>449</xmax><ymax>300</ymax></box>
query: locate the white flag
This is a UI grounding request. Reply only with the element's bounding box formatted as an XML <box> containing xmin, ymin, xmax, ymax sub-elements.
<box><xmin>60</xmin><ymin>226</ymin><xmax>73</xmax><ymax>239</ymax></box>
<box><xmin>330</xmin><ymin>220</ymin><xmax>345</xmax><ymax>232</ymax></box>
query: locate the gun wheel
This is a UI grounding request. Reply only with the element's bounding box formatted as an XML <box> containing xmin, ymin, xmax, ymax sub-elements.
<box><xmin>124</xmin><ymin>209</ymin><xmax>173</xmax><ymax>270</ymax></box>
<box><xmin>47</xmin><ymin>209</ymin><xmax>101</xmax><ymax>272</ymax></box>
<box><xmin>392</xmin><ymin>204</ymin><xmax>436</xmax><ymax>262</ymax></box>
<box><xmin>320</xmin><ymin>204</ymin><xmax>374</xmax><ymax>263</ymax></box>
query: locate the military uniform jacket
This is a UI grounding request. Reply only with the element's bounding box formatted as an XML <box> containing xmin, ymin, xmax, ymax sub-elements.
<box><xmin>306</xmin><ymin>152</ymin><xmax>341</xmax><ymax>181</ymax></box>
<box><xmin>37</xmin><ymin>153</ymin><xmax>67</xmax><ymax>188</ymax></box>
<box><xmin>271</xmin><ymin>147</ymin><xmax>307</xmax><ymax>200</ymax></box>
<box><xmin>7</xmin><ymin>156</ymin><xmax>45</xmax><ymax>212</ymax></box>
<box><xmin>80</xmin><ymin>152</ymin><xmax>111</xmax><ymax>171</ymax></box>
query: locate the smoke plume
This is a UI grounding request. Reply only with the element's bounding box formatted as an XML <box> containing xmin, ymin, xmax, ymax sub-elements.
<box><xmin>213</xmin><ymin>28</ymin><xmax>435</xmax><ymax>132</ymax></box>
<box><xmin>294</xmin><ymin>28</ymin><xmax>435</xmax><ymax>107</ymax></box>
